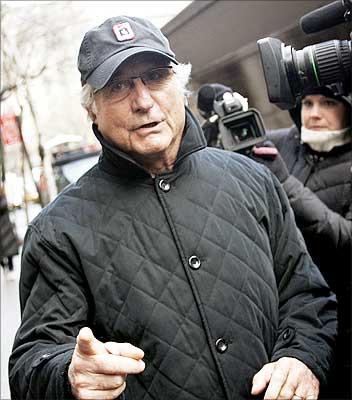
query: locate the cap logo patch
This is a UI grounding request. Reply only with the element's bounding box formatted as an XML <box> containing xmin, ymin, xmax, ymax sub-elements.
<box><xmin>113</xmin><ymin>22</ymin><xmax>135</xmax><ymax>41</ymax></box>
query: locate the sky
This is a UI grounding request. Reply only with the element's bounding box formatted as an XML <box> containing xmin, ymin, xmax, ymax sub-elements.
<box><xmin>79</xmin><ymin>1</ymin><xmax>192</xmax><ymax>27</ymax></box>
<box><xmin>3</xmin><ymin>1</ymin><xmax>192</xmax><ymax>27</ymax></box>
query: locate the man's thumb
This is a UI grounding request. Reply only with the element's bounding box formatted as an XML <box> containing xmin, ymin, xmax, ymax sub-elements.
<box><xmin>76</xmin><ymin>327</ymin><xmax>107</xmax><ymax>356</ymax></box>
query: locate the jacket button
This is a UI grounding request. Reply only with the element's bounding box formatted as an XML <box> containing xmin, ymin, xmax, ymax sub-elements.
<box><xmin>282</xmin><ymin>327</ymin><xmax>292</xmax><ymax>340</ymax></box>
<box><xmin>188</xmin><ymin>255</ymin><xmax>201</xmax><ymax>269</ymax></box>
<box><xmin>215</xmin><ymin>338</ymin><xmax>228</xmax><ymax>353</ymax></box>
<box><xmin>159</xmin><ymin>179</ymin><xmax>170</xmax><ymax>192</ymax></box>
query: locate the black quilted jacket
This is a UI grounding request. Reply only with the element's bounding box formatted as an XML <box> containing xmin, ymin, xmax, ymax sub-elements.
<box><xmin>9</xmin><ymin>109</ymin><xmax>337</xmax><ymax>400</ymax></box>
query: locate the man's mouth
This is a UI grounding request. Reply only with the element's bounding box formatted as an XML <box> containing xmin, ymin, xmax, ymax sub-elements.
<box><xmin>133</xmin><ymin>120</ymin><xmax>163</xmax><ymax>131</ymax></box>
<box><xmin>139</xmin><ymin>122</ymin><xmax>159</xmax><ymax>129</ymax></box>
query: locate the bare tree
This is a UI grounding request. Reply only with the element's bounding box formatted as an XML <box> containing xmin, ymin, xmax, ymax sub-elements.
<box><xmin>1</xmin><ymin>1</ymin><xmax>90</xmax><ymax>204</ymax></box>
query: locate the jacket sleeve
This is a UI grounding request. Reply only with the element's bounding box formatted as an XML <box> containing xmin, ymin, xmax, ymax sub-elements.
<box><xmin>9</xmin><ymin>223</ymin><xmax>91</xmax><ymax>400</ymax></box>
<box><xmin>263</xmin><ymin>172</ymin><xmax>337</xmax><ymax>385</ymax></box>
<box><xmin>283</xmin><ymin>174</ymin><xmax>352</xmax><ymax>251</ymax></box>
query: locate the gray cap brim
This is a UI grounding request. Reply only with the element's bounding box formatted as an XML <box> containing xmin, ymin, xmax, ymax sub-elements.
<box><xmin>86</xmin><ymin>47</ymin><xmax>178</xmax><ymax>90</ymax></box>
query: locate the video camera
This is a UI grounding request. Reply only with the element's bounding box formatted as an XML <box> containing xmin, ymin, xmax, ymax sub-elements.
<box><xmin>197</xmin><ymin>83</ymin><xmax>266</xmax><ymax>154</ymax></box>
<box><xmin>257</xmin><ymin>0</ymin><xmax>352</xmax><ymax>109</ymax></box>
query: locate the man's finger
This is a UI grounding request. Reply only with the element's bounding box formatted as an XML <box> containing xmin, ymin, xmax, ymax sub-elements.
<box><xmin>105</xmin><ymin>342</ymin><xmax>144</xmax><ymax>360</ymax></box>
<box><xmin>306</xmin><ymin>394</ymin><xmax>319</xmax><ymax>400</ymax></box>
<box><xmin>76</xmin><ymin>371</ymin><xmax>126</xmax><ymax>391</ymax></box>
<box><xmin>263</xmin><ymin>363</ymin><xmax>289</xmax><ymax>400</ymax></box>
<box><xmin>76</xmin><ymin>327</ymin><xmax>107</xmax><ymax>356</ymax></box>
<box><xmin>93</xmin><ymin>353</ymin><xmax>145</xmax><ymax>375</ymax></box>
<box><xmin>75</xmin><ymin>382</ymin><xmax>126</xmax><ymax>400</ymax></box>
<box><xmin>251</xmin><ymin>363</ymin><xmax>275</xmax><ymax>395</ymax></box>
<box><xmin>275</xmin><ymin>362</ymin><xmax>300</xmax><ymax>399</ymax></box>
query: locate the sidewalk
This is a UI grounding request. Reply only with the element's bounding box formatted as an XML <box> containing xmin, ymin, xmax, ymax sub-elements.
<box><xmin>1</xmin><ymin>204</ymin><xmax>42</xmax><ymax>400</ymax></box>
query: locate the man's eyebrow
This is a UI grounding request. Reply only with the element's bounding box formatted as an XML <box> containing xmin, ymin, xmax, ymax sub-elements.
<box><xmin>111</xmin><ymin>64</ymin><xmax>170</xmax><ymax>80</ymax></box>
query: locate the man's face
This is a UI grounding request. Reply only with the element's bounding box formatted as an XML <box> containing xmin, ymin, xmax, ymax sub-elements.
<box><xmin>301</xmin><ymin>94</ymin><xmax>349</xmax><ymax>131</ymax></box>
<box><xmin>91</xmin><ymin>54</ymin><xmax>186</xmax><ymax>164</ymax></box>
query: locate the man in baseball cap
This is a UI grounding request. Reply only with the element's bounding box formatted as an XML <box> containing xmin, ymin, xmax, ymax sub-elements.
<box><xmin>9</xmin><ymin>16</ymin><xmax>337</xmax><ymax>400</ymax></box>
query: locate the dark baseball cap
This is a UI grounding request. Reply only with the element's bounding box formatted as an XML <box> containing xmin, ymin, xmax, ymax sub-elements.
<box><xmin>78</xmin><ymin>16</ymin><xmax>178</xmax><ymax>90</ymax></box>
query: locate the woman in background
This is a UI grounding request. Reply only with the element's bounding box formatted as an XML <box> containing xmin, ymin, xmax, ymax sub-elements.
<box><xmin>253</xmin><ymin>86</ymin><xmax>351</xmax><ymax>399</ymax></box>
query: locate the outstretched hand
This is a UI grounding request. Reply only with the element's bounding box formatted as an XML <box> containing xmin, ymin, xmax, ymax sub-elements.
<box><xmin>68</xmin><ymin>327</ymin><xmax>145</xmax><ymax>399</ymax></box>
<box><xmin>251</xmin><ymin>357</ymin><xmax>319</xmax><ymax>400</ymax></box>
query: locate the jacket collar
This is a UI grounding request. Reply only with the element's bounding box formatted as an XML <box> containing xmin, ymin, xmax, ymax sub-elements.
<box><xmin>93</xmin><ymin>106</ymin><xmax>207</xmax><ymax>178</ymax></box>
<box><xmin>288</xmin><ymin>125</ymin><xmax>352</xmax><ymax>161</ymax></box>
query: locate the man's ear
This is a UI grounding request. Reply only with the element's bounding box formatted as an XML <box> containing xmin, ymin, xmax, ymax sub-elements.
<box><xmin>88</xmin><ymin>109</ymin><xmax>97</xmax><ymax>123</ymax></box>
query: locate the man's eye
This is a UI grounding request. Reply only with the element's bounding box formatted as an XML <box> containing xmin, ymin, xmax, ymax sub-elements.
<box><xmin>111</xmin><ymin>80</ymin><xmax>130</xmax><ymax>93</ymax></box>
<box><xmin>146</xmin><ymin>69</ymin><xmax>169</xmax><ymax>83</ymax></box>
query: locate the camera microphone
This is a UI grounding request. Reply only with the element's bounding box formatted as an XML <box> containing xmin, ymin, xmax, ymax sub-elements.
<box><xmin>197</xmin><ymin>84</ymin><xmax>217</xmax><ymax>115</ymax></box>
<box><xmin>197</xmin><ymin>83</ymin><xmax>233</xmax><ymax>118</ymax></box>
<box><xmin>300</xmin><ymin>0</ymin><xmax>351</xmax><ymax>34</ymax></box>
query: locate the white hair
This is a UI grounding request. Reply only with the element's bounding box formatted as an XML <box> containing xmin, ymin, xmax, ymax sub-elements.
<box><xmin>80</xmin><ymin>62</ymin><xmax>192</xmax><ymax>119</ymax></box>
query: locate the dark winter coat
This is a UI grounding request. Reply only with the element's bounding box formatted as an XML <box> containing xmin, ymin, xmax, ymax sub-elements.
<box><xmin>268</xmin><ymin>126</ymin><xmax>352</xmax><ymax>396</ymax></box>
<box><xmin>9</xmin><ymin>109</ymin><xmax>337</xmax><ymax>400</ymax></box>
<box><xmin>0</xmin><ymin>193</ymin><xmax>19</xmax><ymax>260</ymax></box>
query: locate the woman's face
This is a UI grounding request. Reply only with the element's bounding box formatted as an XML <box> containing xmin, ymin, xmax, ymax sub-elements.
<box><xmin>301</xmin><ymin>94</ymin><xmax>350</xmax><ymax>131</ymax></box>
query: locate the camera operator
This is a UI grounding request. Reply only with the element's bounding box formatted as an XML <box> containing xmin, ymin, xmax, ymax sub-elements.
<box><xmin>253</xmin><ymin>86</ymin><xmax>351</xmax><ymax>399</ymax></box>
<box><xmin>197</xmin><ymin>83</ymin><xmax>266</xmax><ymax>153</ymax></box>
<box><xmin>197</xmin><ymin>83</ymin><xmax>233</xmax><ymax>147</ymax></box>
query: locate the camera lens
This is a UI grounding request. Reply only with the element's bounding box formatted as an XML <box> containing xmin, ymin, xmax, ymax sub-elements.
<box><xmin>283</xmin><ymin>39</ymin><xmax>351</xmax><ymax>96</ymax></box>
<box><xmin>312</xmin><ymin>40</ymin><xmax>351</xmax><ymax>85</ymax></box>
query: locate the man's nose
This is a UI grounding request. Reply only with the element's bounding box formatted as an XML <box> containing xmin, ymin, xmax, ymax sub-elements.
<box><xmin>130</xmin><ymin>78</ymin><xmax>154</xmax><ymax>112</ymax></box>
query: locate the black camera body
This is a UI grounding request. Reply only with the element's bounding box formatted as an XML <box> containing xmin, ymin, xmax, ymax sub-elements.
<box><xmin>198</xmin><ymin>85</ymin><xmax>266</xmax><ymax>154</ymax></box>
<box><xmin>257</xmin><ymin>0</ymin><xmax>352</xmax><ymax>109</ymax></box>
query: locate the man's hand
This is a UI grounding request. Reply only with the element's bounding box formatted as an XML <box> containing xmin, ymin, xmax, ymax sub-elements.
<box><xmin>252</xmin><ymin>141</ymin><xmax>289</xmax><ymax>183</ymax></box>
<box><xmin>68</xmin><ymin>327</ymin><xmax>145</xmax><ymax>400</ymax></box>
<box><xmin>251</xmin><ymin>357</ymin><xmax>319</xmax><ymax>400</ymax></box>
